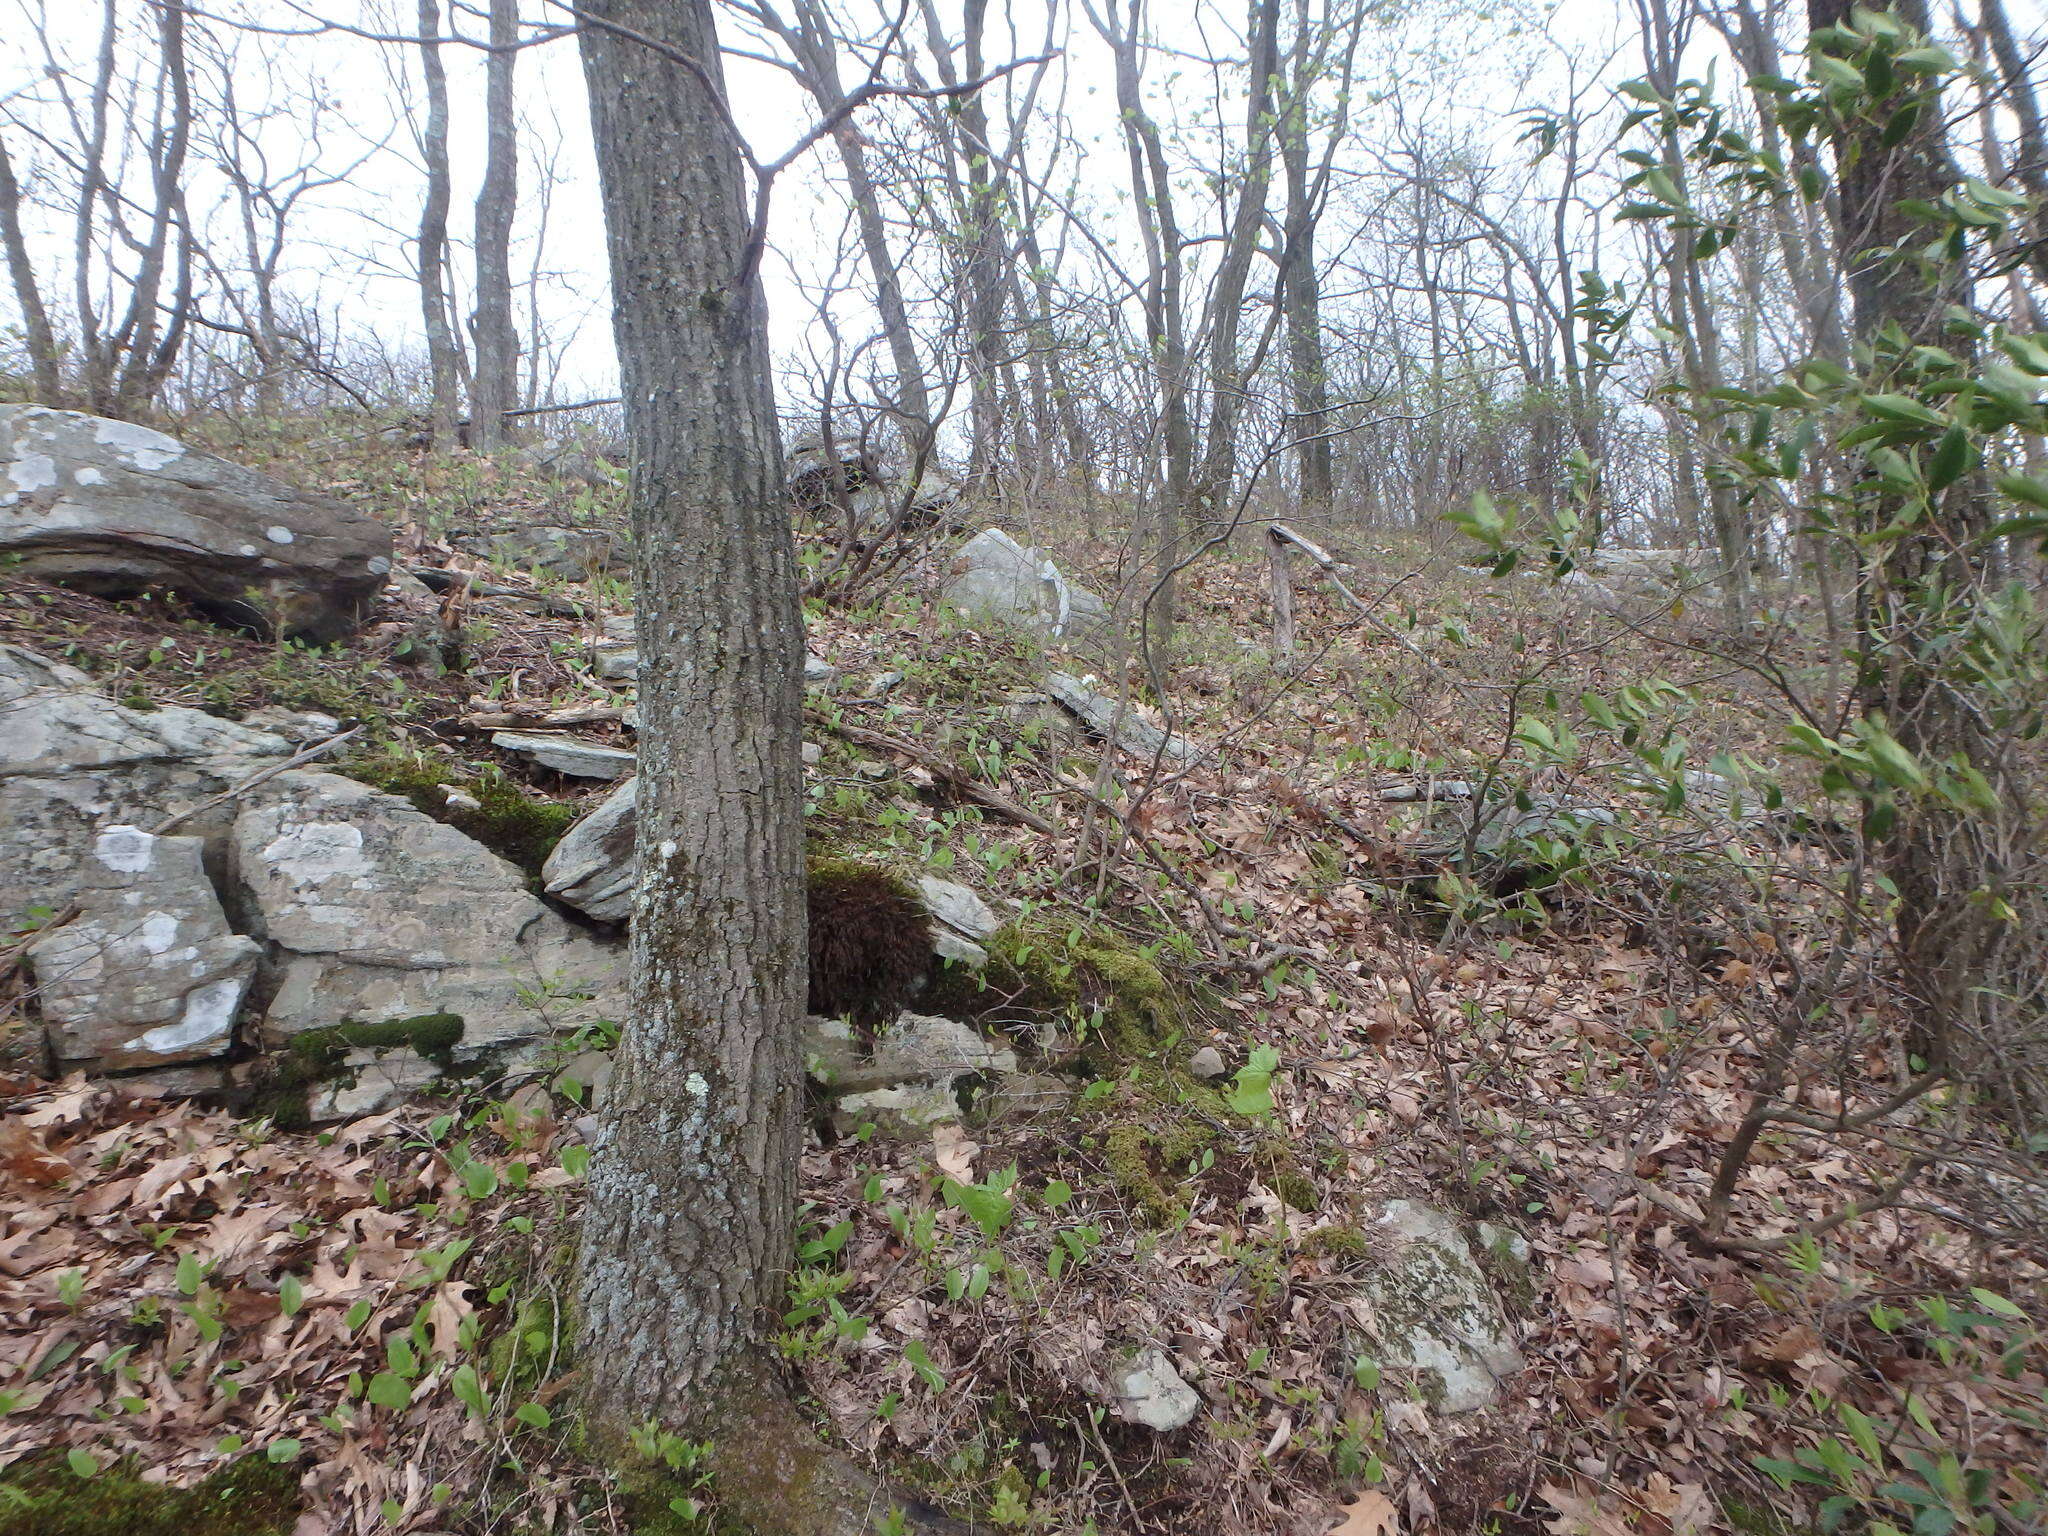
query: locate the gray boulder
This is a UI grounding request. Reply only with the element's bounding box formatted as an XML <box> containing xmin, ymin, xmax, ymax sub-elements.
<box><xmin>230</xmin><ymin>770</ymin><xmax>624</xmax><ymax>1056</ymax></box>
<box><xmin>1</xmin><ymin>405</ymin><xmax>392</xmax><ymax>642</ymax></box>
<box><xmin>943</xmin><ymin>529</ymin><xmax>1111</xmax><ymax>640</ymax></box>
<box><xmin>25</xmin><ymin>826</ymin><xmax>261</xmax><ymax>1070</ymax></box>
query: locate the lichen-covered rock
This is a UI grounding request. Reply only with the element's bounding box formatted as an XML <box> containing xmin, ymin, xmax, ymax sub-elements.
<box><xmin>25</xmin><ymin>826</ymin><xmax>260</xmax><ymax>1070</ymax></box>
<box><xmin>1354</xmin><ymin>1199</ymin><xmax>1524</xmax><ymax>1412</ymax></box>
<box><xmin>229</xmin><ymin>770</ymin><xmax>623</xmax><ymax>1057</ymax></box>
<box><xmin>943</xmin><ymin>529</ymin><xmax>1111</xmax><ymax>640</ymax></box>
<box><xmin>0</xmin><ymin>644</ymin><xmax>291</xmax><ymax>931</ymax></box>
<box><xmin>0</xmin><ymin>405</ymin><xmax>392</xmax><ymax>641</ymax></box>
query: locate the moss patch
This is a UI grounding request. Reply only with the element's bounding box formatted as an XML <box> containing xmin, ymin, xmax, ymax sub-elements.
<box><xmin>806</xmin><ymin>857</ymin><xmax>931</xmax><ymax>1031</ymax></box>
<box><xmin>0</xmin><ymin>1451</ymin><xmax>302</xmax><ymax>1536</ymax></box>
<box><xmin>251</xmin><ymin>1012</ymin><xmax>465</xmax><ymax>1130</ymax></box>
<box><xmin>921</xmin><ymin>920</ymin><xmax>1177</xmax><ymax>1064</ymax></box>
<box><xmin>344</xmin><ymin>752</ymin><xmax>577</xmax><ymax>877</ymax></box>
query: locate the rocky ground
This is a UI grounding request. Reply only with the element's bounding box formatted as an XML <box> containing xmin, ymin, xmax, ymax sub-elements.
<box><xmin>0</xmin><ymin>408</ymin><xmax>2042</xmax><ymax>1536</ymax></box>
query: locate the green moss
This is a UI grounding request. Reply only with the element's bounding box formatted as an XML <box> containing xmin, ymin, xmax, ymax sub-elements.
<box><xmin>615</xmin><ymin>1466</ymin><xmax>723</xmax><ymax>1535</ymax></box>
<box><xmin>486</xmin><ymin>1288</ymin><xmax>563</xmax><ymax>1396</ymax></box>
<box><xmin>922</xmin><ymin>920</ymin><xmax>1177</xmax><ymax>1066</ymax></box>
<box><xmin>1299</xmin><ymin>1224</ymin><xmax>1372</xmax><ymax>1264</ymax></box>
<box><xmin>0</xmin><ymin>1451</ymin><xmax>302</xmax><ymax>1536</ymax></box>
<box><xmin>344</xmin><ymin>752</ymin><xmax>577</xmax><ymax>877</ymax></box>
<box><xmin>251</xmin><ymin>1012</ymin><xmax>465</xmax><ymax>1130</ymax></box>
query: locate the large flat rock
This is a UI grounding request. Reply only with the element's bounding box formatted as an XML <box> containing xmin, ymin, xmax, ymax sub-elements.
<box><xmin>1</xmin><ymin>405</ymin><xmax>392</xmax><ymax>642</ymax></box>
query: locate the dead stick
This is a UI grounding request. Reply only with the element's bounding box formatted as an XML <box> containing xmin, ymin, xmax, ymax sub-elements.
<box><xmin>151</xmin><ymin>725</ymin><xmax>363</xmax><ymax>836</ymax></box>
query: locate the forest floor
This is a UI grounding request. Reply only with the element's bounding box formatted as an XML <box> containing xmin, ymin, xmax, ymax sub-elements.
<box><xmin>1</xmin><ymin>437</ymin><xmax>2042</xmax><ymax>1536</ymax></box>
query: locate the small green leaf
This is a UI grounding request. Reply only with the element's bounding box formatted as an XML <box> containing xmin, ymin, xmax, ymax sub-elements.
<box><xmin>266</xmin><ymin>1438</ymin><xmax>301</xmax><ymax>1464</ymax></box>
<box><xmin>1969</xmin><ymin>1287</ymin><xmax>2025</xmax><ymax>1320</ymax></box>
<box><xmin>452</xmin><ymin>1363</ymin><xmax>489</xmax><ymax>1418</ymax></box>
<box><xmin>66</xmin><ymin>1448</ymin><xmax>98</xmax><ymax>1479</ymax></box>
<box><xmin>1226</xmin><ymin>1045</ymin><xmax>1281</xmax><ymax>1119</ymax></box>
<box><xmin>278</xmin><ymin>1273</ymin><xmax>303</xmax><ymax>1318</ymax></box>
<box><xmin>513</xmin><ymin>1401</ymin><xmax>552</xmax><ymax>1429</ymax></box>
<box><xmin>365</xmin><ymin>1371</ymin><xmax>412</xmax><ymax>1411</ymax></box>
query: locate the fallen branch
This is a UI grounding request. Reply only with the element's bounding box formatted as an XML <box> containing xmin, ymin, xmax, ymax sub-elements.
<box><xmin>407</xmin><ymin>566</ymin><xmax>591</xmax><ymax>620</ymax></box>
<box><xmin>460</xmin><ymin>702</ymin><xmax>632</xmax><ymax>730</ymax></box>
<box><xmin>811</xmin><ymin>713</ymin><xmax>1059</xmax><ymax>834</ymax></box>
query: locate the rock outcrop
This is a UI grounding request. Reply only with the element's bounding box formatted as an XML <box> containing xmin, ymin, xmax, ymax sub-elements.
<box><xmin>2</xmin><ymin>646</ymin><xmax>624</xmax><ymax>1110</ymax></box>
<box><xmin>1</xmin><ymin>406</ymin><xmax>393</xmax><ymax>642</ymax></box>
<box><xmin>230</xmin><ymin>771</ymin><xmax>621</xmax><ymax>1053</ymax></box>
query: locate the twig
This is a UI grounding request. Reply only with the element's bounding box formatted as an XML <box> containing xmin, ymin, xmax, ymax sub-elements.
<box><xmin>151</xmin><ymin>725</ymin><xmax>363</xmax><ymax>836</ymax></box>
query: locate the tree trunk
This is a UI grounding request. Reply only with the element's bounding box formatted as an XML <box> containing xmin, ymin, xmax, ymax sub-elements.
<box><xmin>417</xmin><ymin>0</ymin><xmax>463</xmax><ymax>445</ymax></box>
<box><xmin>469</xmin><ymin>0</ymin><xmax>520</xmax><ymax>450</ymax></box>
<box><xmin>1093</xmin><ymin>0</ymin><xmax>1193</xmax><ymax>654</ymax></box>
<box><xmin>109</xmin><ymin>0</ymin><xmax>193</xmax><ymax>418</ymax></box>
<box><xmin>1809</xmin><ymin>0</ymin><xmax>2010</xmax><ymax>1075</ymax></box>
<box><xmin>574</xmin><ymin>17</ymin><xmax>977</xmax><ymax>1521</ymax></box>
<box><xmin>0</xmin><ymin>140</ymin><xmax>62</xmax><ymax>405</ymax></box>
<box><xmin>1277</xmin><ymin>6</ymin><xmax>1331</xmax><ymax>520</ymax></box>
<box><xmin>1188</xmin><ymin>0</ymin><xmax>1282</xmax><ymax>529</ymax></box>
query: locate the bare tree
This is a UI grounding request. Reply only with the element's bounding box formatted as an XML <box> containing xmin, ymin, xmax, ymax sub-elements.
<box><xmin>416</xmin><ymin>0</ymin><xmax>464</xmax><ymax>442</ymax></box>
<box><xmin>469</xmin><ymin>0</ymin><xmax>520</xmax><ymax>448</ymax></box>
<box><xmin>0</xmin><ymin>139</ymin><xmax>63</xmax><ymax>404</ymax></box>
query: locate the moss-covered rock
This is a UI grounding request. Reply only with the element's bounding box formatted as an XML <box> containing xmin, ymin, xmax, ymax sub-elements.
<box><xmin>249</xmin><ymin>1011</ymin><xmax>465</xmax><ymax>1130</ymax></box>
<box><xmin>920</xmin><ymin>920</ymin><xmax>1177</xmax><ymax>1065</ymax></box>
<box><xmin>0</xmin><ymin>1451</ymin><xmax>302</xmax><ymax>1536</ymax></box>
<box><xmin>343</xmin><ymin>752</ymin><xmax>577</xmax><ymax>877</ymax></box>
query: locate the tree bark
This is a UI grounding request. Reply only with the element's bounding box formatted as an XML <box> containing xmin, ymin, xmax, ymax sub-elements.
<box><xmin>469</xmin><ymin>0</ymin><xmax>520</xmax><ymax>449</ymax></box>
<box><xmin>575</xmin><ymin>18</ymin><xmax>977</xmax><ymax>1525</ymax></box>
<box><xmin>417</xmin><ymin>0</ymin><xmax>464</xmax><ymax>444</ymax></box>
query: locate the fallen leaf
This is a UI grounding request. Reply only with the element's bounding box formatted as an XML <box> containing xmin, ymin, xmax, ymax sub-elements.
<box><xmin>1330</xmin><ymin>1490</ymin><xmax>1400</xmax><ymax>1535</ymax></box>
<box><xmin>931</xmin><ymin>1123</ymin><xmax>978</xmax><ymax>1182</ymax></box>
